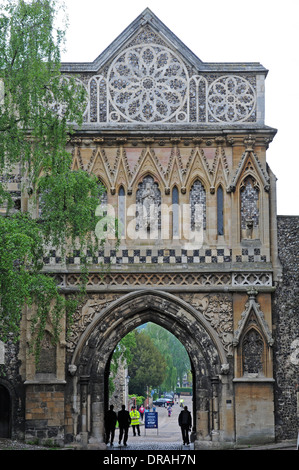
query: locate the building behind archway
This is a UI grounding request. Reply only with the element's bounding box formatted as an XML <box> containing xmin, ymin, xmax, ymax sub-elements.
<box><xmin>1</xmin><ymin>9</ymin><xmax>298</xmax><ymax>448</ymax></box>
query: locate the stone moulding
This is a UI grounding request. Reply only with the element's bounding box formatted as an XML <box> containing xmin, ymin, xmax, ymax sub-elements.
<box><xmin>66</xmin><ymin>290</ymin><xmax>234</xmax><ymax>357</ymax></box>
<box><xmin>51</xmin><ymin>271</ymin><xmax>274</xmax><ymax>292</ymax></box>
<box><xmin>68</xmin><ymin>289</ymin><xmax>229</xmax><ymax>375</ymax></box>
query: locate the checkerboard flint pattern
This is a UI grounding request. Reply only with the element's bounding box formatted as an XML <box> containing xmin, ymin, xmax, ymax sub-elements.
<box><xmin>43</xmin><ymin>247</ymin><xmax>267</xmax><ymax>265</ymax></box>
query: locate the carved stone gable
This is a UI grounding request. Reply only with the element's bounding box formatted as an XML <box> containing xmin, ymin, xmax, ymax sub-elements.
<box><xmin>61</xmin><ymin>9</ymin><xmax>267</xmax><ymax>127</ymax></box>
<box><xmin>233</xmin><ymin>288</ymin><xmax>274</xmax><ymax>347</ymax></box>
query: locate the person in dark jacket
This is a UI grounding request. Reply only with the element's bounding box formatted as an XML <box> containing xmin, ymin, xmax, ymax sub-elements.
<box><xmin>117</xmin><ymin>405</ymin><xmax>131</xmax><ymax>446</ymax></box>
<box><xmin>178</xmin><ymin>405</ymin><xmax>192</xmax><ymax>445</ymax></box>
<box><xmin>104</xmin><ymin>404</ymin><xmax>117</xmax><ymax>446</ymax></box>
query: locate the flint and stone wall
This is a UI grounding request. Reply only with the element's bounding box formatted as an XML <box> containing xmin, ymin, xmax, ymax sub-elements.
<box><xmin>273</xmin><ymin>215</ymin><xmax>299</xmax><ymax>440</ymax></box>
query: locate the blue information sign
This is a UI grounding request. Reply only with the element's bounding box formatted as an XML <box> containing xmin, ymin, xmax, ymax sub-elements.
<box><xmin>145</xmin><ymin>411</ymin><xmax>158</xmax><ymax>429</ymax></box>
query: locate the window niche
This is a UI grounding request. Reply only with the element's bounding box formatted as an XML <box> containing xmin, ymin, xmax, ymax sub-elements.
<box><xmin>240</xmin><ymin>176</ymin><xmax>259</xmax><ymax>240</ymax></box>
<box><xmin>118</xmin><ymin>186</ymin><xmax>126</xmax><ymax>238</ymax></box>
<box><xmin>172</xmin><ymin>185</ymin><xmax>179</xmax><ymax>239</ymax></box>
<box><xmin>190</xmin><ymin>179</ymin><xmax>206</xmax><ymax>232</ymax></box>
<box><xmin>217</xmin><ymin>185</ymin><xmax>224</xmax><ymax>236</ymax></box>
<box><xmin>242</xmin><ymin>327</ymin><xmax>264</xmax><ymax>376</ymax></box>
<box><xmin>136</xmin><ymin>175</ymin><xmax>161</xmax><ymax>235</ymax></box>
<box><xmin>36</xmin><ymin>332</ymin><xmax>57</xmax><ymax>377</ymax></box>
<box><xmin>233</xmin><ymin>289</ymin><xmax>274</xmax><ymax>380</ymax></box>
<box><xmin>98</xmin><ymin>179</ymin><xmax>107</xmax><ymax>216</ymax></box>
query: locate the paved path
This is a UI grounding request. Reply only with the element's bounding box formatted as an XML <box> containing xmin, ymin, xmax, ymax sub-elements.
<box><xmin>110</xmin><ymin>396</ymin><xmax>194</xmax><ymax>451</ymax></box>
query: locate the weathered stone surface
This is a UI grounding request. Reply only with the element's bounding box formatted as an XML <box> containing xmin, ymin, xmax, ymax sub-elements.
<box><xmin>2</xmin><ymin>9</ymin><xmax>298</xmax><ymax>449</ymax></box>
<box><xmin>273</xmin><ymin>216</ymin><xmax>299</xmax><ymax>440</ymax></box>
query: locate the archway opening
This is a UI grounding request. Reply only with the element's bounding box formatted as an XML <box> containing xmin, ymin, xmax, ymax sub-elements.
<box><xmin>73</xmin><ymin>291</ymin><xmax>228</xmax><ymax>446</ymax></box>
<box><xmin>104</xmin><ymin>322</ymin><xmax>200</xmax><ymax>447</ymax></box>
<box><xmin>0</xmin><ymin>384</ymin><xmax>11</xmax><ymax>438</ymax></box>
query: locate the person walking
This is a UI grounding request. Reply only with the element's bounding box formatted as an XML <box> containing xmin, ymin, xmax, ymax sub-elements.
<box><xmin>139</xmin><ymin>404</ymin><xmax>145</xmax><ymax>421</ymax></box>
<box><xmin>129</xmin><ymin>405</ymin><xmax>140</xmax><ymax>436</ymax></box>
<box><xmin>117</xmin><ymin>405</ymin><xmax>131</xmax><ymax>447</ymax></box>
<box><xmin>104</xmin><ymin>404</ymin><xmax>117</xmax><ymax>446</ymax></box>
<box><xmin>178</xmin><ymin>405</ymin><xmax>192</xmax><ymax>445</ymax></box>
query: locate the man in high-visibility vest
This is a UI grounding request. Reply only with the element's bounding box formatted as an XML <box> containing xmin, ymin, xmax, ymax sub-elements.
<box><xmin>129</xmin><ymin>406</ymin><xmax>140</xmax><ymax>436</ymax></box>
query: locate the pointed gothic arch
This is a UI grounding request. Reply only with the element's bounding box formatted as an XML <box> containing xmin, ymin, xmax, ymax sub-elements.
<box><xmin>68</xmin><ymin>290</ymin><xmax>230</xmax><ymax>444</ymax></box>
<box><xmin>241</xmin><ymin>327</ymin><xmax>265</xmax><ymax>376</ymax></box>
<box><xmin>233</xmin><ymin>288</ymin><xmax>273</xmax><ymax>378</ymax></box>
<box><xmin>190</xmin><ymin>178</ymin><xmax>206</xmax><ymax>231</ymax></box>
<box><xmin>217</xmin><ymin>184</ymin><xmax>224</xmax><ymax>236</ymax></box>
<box><xmin>117</xmin><ymin>185</ymin><xmax>126</xmax><ymax>238</ymax></box>
<box><xmin>172</xmin><ymin>185</ymin><xmax>180</xmax><ymax>238</ymax></box>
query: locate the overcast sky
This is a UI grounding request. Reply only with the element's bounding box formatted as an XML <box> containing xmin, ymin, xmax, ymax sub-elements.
<box><xmin>60</xmin><ymin>0</ymin><xmax>299</xmax><ymax>216</ymax></box>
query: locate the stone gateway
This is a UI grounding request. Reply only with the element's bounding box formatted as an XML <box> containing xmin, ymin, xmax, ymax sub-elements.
<box><xmin>0</xmin><ymin>9</ymin><xmax>298</xmax><ymax>449</ymax></box>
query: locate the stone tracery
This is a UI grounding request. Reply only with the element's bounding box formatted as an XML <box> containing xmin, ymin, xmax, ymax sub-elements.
<box><xmin>108</xmin><ymin>45</ymin><xmax>188</xmax><ymax>123</ymax></box>
<box><xmin>207</xmin><ymin>75</ymin><xmax>256</xmax><ymax>123</ymax></box>
<box><xmin>78</xmin><ymin>24</ymin><xmax>258</xmax><ymax>125</ymax></box>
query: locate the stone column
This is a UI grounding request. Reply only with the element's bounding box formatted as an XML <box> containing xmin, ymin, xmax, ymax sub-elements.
<box><xmin>211</xmin><ymin>376</ymin><xmax>220</xmax><ymax>441</ymax></box>
<box><xmin>195</xmin><ymin>389</ymin><xmax>210</xmax><ymax>441</ymax></box>
<box><xmin>80</xmin><ymin>375</ymin><xmax>89</xmax><ymax>446</ymax></box>
<box><xmin>89</xmin><ymin>379</ymin><xmax>105</xmax><ymax>444</ymax></box>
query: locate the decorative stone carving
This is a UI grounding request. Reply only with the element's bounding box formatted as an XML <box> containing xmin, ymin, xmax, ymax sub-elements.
<box><xmin>233</xmin><ymin>288</ymin><xmax>274</xmax><ymax>347</ymax></box>
<box><xmin>207</xmin><ymin>75</ymin><xmax>256</xmax><ymax>123</ymax></box>
<box><xmin>66</xmin><ymin>294</ymin><xmax>121</xmax><ymax>352</ymax></box>
<box><xmin>230</xmin><ymin>150</ymin><xmax>270</xmax><ymax>193</ymax></box>
<box><xmin>136</xmin><ymin>175</ymin><xmax>161</xmax><ymax>232</ymax></box>
<box><xmin>68</xmin><ymin>364</ymin><xmax>77</xmax><ymax>376</ymax></box>
<box><xmin>76</xmin><ymin>20</ymin><xmax>258</xmax><ymax>126</ymax></box>
<box><xmin>108</xmin><ymin>44</ymin><xmax>188</xmax><ymax>123</ymax></box>
<box><xmin>240</xmin><ymin>176</ymin><xmax>259</xmax><ymax>233</ymax></box>
<box><xmin>220</xmin><ymin>363</ymin><xmax>230</xmax><ymax>375</ymax></box>
<box><xmin>232</xmin><ymin>272</ymin><xmax>272</xmax><ymax>286</ymax></box>
<box><xmin>178</xmin><ymin>293</ymin><xmax>234</xmax><ymax>356</ymax></box>
<box><xmin>60</xmin><ymin>271</ymin><xmax>233</xmax><ymax>289</ymax></box>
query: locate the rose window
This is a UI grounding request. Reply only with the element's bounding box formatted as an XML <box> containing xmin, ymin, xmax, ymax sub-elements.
<box><xmin>108</xmin><ymin>45</ymin><xmax>188</xmax><ymax>123</ymax></box>
<box><xmin>207</xmin><ymin>75</ymin><xmax>256</xmax><ymax>122</ymax></box>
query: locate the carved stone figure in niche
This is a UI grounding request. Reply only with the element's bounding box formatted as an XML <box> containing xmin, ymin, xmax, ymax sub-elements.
<box><xmin>136</xmin><ymin>175</ymin><xmax>161</xmax><ymax>233</ymax></box>
<box><xmin>240</xmin><ymin>176</ymin><xmax>259</xmax><ymax>239</ymax></box>
<box><xmin>242</xmin><ymin>329</ymin><xmax>264</xmax><ymax>375</ymax></box>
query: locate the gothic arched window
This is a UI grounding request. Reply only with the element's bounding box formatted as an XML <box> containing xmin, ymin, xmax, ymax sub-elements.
<box><xmin>118</xmin><ymin>186</ymin><xmax>125</xmax><ymax>238</ymax></box>
<box><xmin>217</xmin><ymin>185</ymin><xmax>224</xmax><ymax>236</ymax></box>
<box><xmin>242</xmin><ymin>329</ymin><xmax>264</xmax><ymax>375</ymax></box>
<box><xmin>172</xmin><ymin>186</ymin><xmax>179</xmax><ymax>238</ymax></box>
<box><xmin>190</xmin><ymin>179</ymin><xmax>206</xmax><ymax>231</ymax></box>
<box><xmin>98</xmin><ymin>179</ymin><xmax>107</xmax><ymax>216</ymax></box>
